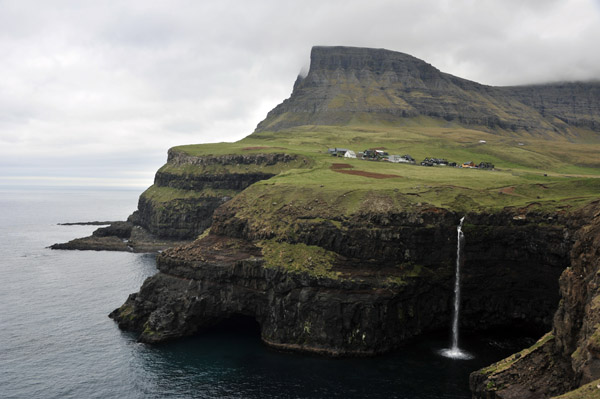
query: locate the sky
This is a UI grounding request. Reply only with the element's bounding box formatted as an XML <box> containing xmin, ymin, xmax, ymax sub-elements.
<box><xmin>1</xmin><ymin>0</ymin><xmax>599</xmax><ymax>188</ymax></box>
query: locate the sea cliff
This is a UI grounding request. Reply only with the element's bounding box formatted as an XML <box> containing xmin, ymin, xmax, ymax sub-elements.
<box><xmin>470</xmin><ymin>201</ymin><xmax>600</xmax><ymax>398</ymax></box>
<box><xmin>110</xmin><ymin>199</ymin><xmax>575</xmax><ymax>356</ymax></box>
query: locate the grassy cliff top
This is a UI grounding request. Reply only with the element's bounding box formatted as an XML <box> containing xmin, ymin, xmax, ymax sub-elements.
<box><xmin>167</xmin><ymin>123</ymin><xmax>600</xmax><ymax>214</ymax></box>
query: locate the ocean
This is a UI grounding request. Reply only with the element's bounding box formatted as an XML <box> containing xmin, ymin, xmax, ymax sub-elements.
<box><xmin>0</xmin><ymin>187</ymin><xmax>531</xmax><ymax>399</ymax></box>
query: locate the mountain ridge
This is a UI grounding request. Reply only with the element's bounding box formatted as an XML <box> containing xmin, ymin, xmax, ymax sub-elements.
<box><xmin>255</xmin><ymin>46</ymin><xmax>600</xmax><ymax>139</ymax></box>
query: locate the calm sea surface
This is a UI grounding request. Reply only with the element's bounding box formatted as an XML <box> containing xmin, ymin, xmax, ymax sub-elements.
<box><xmin>0</xmin><ymin>187</ymin><xmax>531</xmax><ymax>399</ymax></box>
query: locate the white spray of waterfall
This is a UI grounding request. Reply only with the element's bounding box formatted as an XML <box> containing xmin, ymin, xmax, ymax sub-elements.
<box><xmin>451</xmin><ymin>216</ymin><xmax>465</xmax><ymax>350</ymax></box>
<box><xmin>440</xmin><ymin>216</ymin><xmax>473</xmax><ymax>360</ymax></box>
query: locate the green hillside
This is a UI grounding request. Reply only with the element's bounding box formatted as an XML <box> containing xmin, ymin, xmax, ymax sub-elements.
<box><xmin>169</xmin><ymin>123</ymin><xmax>600</xmax><ymax>215</ymax></box>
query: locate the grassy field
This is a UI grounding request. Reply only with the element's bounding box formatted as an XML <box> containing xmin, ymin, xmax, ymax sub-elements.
<box><xmin>166</xmin><ymin>123</ymin><xmax>600</xmax><ymax>214</ymax></box>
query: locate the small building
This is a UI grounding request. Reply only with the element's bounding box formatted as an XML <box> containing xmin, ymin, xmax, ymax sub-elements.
<box><xmin>388</xmin><ymin>154</ymin><xmax>415</xmax><ymax>164</ymax></box>
<box><xmin>362</xmin><ymin>149</ymin><xmax>388</xmax><ymax>160</ymax></box>
<box><xmin>479</xmin><ymin>140</ymin><xmax>487</xmax><ymax>144</ymax></box>
<box><xmin>344</xmin><ymin>150</ymin><xmax>357</xmax><ymax>159</ymax></box>
<box><xmin>363</xmin><ymin>149</ymin><xmax>377</xmax><ymax>159</ymax></box>
<box><xmin>421</xmin><ymin>157</ymin><xmax>450</xmax><ymax>166</ymax></box>
<box><xmin>461</xmin><ymin>161</ymin><xmax>476</xmax><ymax>168</ymax></box>
<box><xmin>328</xmin><ymin>148</ymin><xmax>349</xmax><ymax>157</ymax></box>
<box><xmin>478</xmin><ymin>162</ymin><xmax>494</xmax><ymax>169</ymax></box>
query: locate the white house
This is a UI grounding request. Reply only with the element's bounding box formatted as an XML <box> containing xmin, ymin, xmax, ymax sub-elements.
<box><xmin>344</xmin><ymin>150</ymin><xmax>357</xmax><ymax>159</ymax></box>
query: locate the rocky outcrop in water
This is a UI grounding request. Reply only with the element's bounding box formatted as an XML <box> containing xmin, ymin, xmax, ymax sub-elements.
<box><xmin>52</xmin><ymin>150</ymin><xmax>303</xmax><ymax>251</ymax></box>
<box><xmin>50</xmin><ymin>221</ymin><xmax>189</xmax><ymax>252</ymax></box>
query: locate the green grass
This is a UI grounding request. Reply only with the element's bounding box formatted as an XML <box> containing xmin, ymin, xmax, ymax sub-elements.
<box><xmin>141</xmin><ymin>185</ymin><xmax>238</xmax><ymax>204</ymax></box>
<box><xmin>554</xmin><ymin>379</ymin><xmax>600</xmax><ymax>399</ymax></box>
<box><xmin>258</xmin><ymin>240</ymin><xmax>340</xmax><ymax>279</ymax></box>
<box><xmin>480</xmin><ymin>332</ymin><xmax>554</xmax><ymax>376</ymax></box>
<box><xmin>153</xmin><ymin>124</ymin><xmax>600</xmax><ymax>216</ymax></box>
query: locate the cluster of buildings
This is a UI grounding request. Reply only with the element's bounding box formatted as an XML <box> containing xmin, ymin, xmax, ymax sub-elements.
<box><xmin>327</xmin><ymin>148</ymin><xmax>494</xmax><ymax>169</ymax></box>
<box><xmin>327</xmin><ymin>147</ymin><xmax>414</xmax><ymax>163</ymax></box>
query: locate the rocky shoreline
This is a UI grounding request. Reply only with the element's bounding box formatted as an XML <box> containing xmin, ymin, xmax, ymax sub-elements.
<box><xmin>51</xmin><ymin>221</ymin><xmax>190</xmax><ymax>253</ymax></box>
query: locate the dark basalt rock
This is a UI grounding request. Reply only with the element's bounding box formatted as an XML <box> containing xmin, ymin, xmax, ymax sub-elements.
<box><xmin>92</xmin><ymin>221</ymin><xmax>133</xmax><ymax>239</ymax></box>
<box><xmin>153</xmin><ymin>171</ymin><xmax>277</xmax><ymax>191</ymax></box>
<box><xmin>134</xmin><ymin>195</ymin><xmax>226</xmax><ymax>240</ymax></box>
<box><xmin>51</xmin><ymin>222</ymin><xmax>189</xmax><ymax>253</ymax></box>
<box><xmin>110</xmin><ymin>208</ymin><xmax>576</xmax><ymax>356</ymax></box>
<box><xmin>133</xmin><ymin>151</ymin><xmax>300</xmax><ymax>240</ymax></box>
<box><xmin>470</xmin><ymin>201</ymin><xmax>600</xmax><ymax>399</ymax></box>
<box><xmin>501</xmin><ymin>82</ymin><xmax>600</xmax><ymax>132</ymax></box>
<box><xmin>110</xmin><ymin>235</ymin><xmax>451</xmax><ymax>355</ymax></box>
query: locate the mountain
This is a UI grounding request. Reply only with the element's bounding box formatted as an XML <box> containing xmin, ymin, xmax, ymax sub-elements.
<box><xmin>256</xmin><ymin>46</ymin><xmax>600</xmax><ymax>139</ymax></box>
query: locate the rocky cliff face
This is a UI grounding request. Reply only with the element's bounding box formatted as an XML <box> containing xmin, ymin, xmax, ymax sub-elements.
<box><xmin>255</xmin><ymin>46</ymin><xmax>600</xmax><ymax>138</ymax></box>
<box><xmin>131</xmin><ymin>150</ymin><xmax>301</xmax><ymax>239</ymax></box>
<box><xmin>501</xmin><ymin>82</ymin><xmax>600</xmax><ymax>133</ymax></box>
<box><xmin>110</xmin><ymin>204</ymin><xmax>575</xmax><ymax>356</ymax></box>
<box><xmin>470</xmin><ymin>201</ymin><xmax>600</xmax><ymax>399</ymax></box>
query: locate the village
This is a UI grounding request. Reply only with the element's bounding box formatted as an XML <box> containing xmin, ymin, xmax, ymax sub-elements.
<box><xmin>327</xmin><ymin>147</ymin><xmax>495</xmax><ymax>169</ymax></box>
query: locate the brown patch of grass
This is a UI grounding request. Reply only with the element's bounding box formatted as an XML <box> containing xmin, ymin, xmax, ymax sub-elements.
<box><xmin>499</xmin><ymin>186</ymin><xmax>516</xmax><ymax>195</ymax></box>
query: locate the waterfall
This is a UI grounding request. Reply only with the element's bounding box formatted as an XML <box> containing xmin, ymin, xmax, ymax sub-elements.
<box><xmin>440</xmin><ymin>216</ymin><xmax>473</xmax><ymax>360</ymax></box>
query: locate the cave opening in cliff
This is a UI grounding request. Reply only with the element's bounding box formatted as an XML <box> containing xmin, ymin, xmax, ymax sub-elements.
<box><xmin>204</xmin><ymin>313</ymin><xmax>262</xmax><ymax>337</ymax></box>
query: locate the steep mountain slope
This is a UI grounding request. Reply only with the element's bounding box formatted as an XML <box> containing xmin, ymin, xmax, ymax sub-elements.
<box><xmin>256</xmin><ymin>46</ymin><xmax>600</xmax><ymax>139</ymax></box>
<box><xmin>501</xmin><ymin>82</ymin><xmax>600</xmax><ymax>134</ymax></box>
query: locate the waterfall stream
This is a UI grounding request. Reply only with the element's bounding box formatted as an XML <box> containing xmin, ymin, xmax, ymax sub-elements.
<box><xmin>440</xmin><ymin>216</ymin><xmax>473</xmax><ymax>360</ymax></box>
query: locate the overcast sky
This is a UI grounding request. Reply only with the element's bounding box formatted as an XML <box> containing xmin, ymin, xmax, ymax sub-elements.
<box><xmin>1</xmin><ymin>0</ymin><xmax>599</xmax><ymax>188</ymax></box>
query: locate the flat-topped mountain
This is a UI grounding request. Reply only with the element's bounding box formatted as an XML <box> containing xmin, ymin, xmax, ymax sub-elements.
<box><xmin>256</xmin><ymin>46</ymin><xmax>600</xmax><ymax>138</ymax></box>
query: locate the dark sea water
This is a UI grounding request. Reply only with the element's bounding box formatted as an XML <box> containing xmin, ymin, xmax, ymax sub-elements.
<box><xmin>0</xmin><ymin>187</ymin><xmax>532</xmax><ymax>399</ymax></box>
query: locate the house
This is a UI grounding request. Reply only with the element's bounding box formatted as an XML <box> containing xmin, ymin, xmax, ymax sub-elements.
<box><xmin>362</xmin><ymin>149</ymin><xmax>388</xmax><ymax>160</ymax></box>
<box><xmin>479</xmin><ymin>140</ymin><xmax>487</xmax><ymax>144</ymax></box>
<box><xmin>328</xmin><ymin>148</ymin><xmax>349</xmax><ymax>157</ymax></box>
<box><xmin>461</xmin><ymin>161</ymin><xmax>476</xmax><ymax>168</ymax></box>
<box><xmin>388</xmin><ymin>154</ymin><xmax>415</xmax><ymax>164</ymax></box>
<box><xmin>421</xmin><ymin>157</ymin><xmax>450</xmax><ymax>166</ymax></box>
<box><xmin>363</xmin><ymin>149</ymin><xmax>377</xmax><ymax>159</ymax></box>
<box><xmin>478</xmin><ymin>162</ymin><xmax>494</xmax><ymax>169</ymax></box>
<box><xmin>344</xmin><ymin>150</ymin><xmax>357</xmax><ymax>159</ymax></box>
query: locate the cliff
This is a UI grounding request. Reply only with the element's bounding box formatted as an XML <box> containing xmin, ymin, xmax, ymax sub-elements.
<box><xmin>51</xmin><ymin>149</ymin><xmax>308</xmax><ymax>250</ymax></box>
<box><xmin>255</xmin><ymin>46</ymin><xmax>600</xmax><ymax>138</ymax></box>
<box><xmin>110</xmin><ymin>203</ymin><xmax>575</xmax><ymax>355</ymax></box>
<box><xmin>130</xmin><ymin>150</ymin><xmax>305</xmax><ymax>239</ymax></box>
<box><xmin>470</xmin><ymin>201</ymin><xmax>600</xmax><ymax>399</ymax></box>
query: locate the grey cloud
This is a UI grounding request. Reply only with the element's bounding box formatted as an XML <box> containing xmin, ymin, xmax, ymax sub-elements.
<box><xmin>0</xmin><ymin>0</ymin><xmax>598</xmax><ymax>187</ymax></box>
